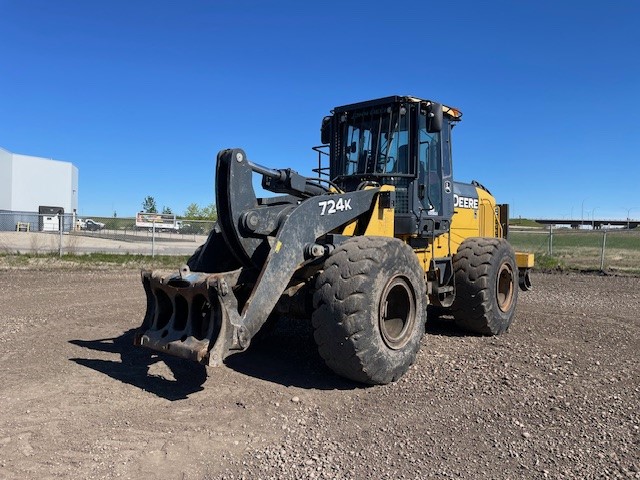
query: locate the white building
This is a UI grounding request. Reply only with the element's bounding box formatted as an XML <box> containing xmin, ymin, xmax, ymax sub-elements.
<box><xmin>0</xmin><ymin>146</ymin><xmax>79</xmax><ymax>231</ymax></box>
<box><xmin>0</xmin><ymin>146</ymin><xmax>78</xmax><ymax>213</ymax></box>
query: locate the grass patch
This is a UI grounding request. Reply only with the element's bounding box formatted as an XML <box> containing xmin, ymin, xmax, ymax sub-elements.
<box><xmin>509</xmin><ymin>231</ymin><xmax>550</xmax><ymax>252</ymax></box>
<box><xmin>64</xmin><ymin>252</ymin><xmax>191</xmax><ymax>268</ymax></box>
<box><xmin>509</xmin><ymin>230</ymin><xmax>640</xmax><ymax>252</ymax></box>
<box><xmin>605</xmin><ymin>232</ymin><xmax>640</xmax><ymax>249</ymax></box>
<box><xmin>0</xmin><ymin>252</ymin><xmax>190</xmax><ymax>270</ymax></box>
<box><xmin>509</xmin><ymin>218</ymin><xmax>543</xmax><ymax>228</ymax></box>
<box><xmin>509</xmin><ymin>229</ymin><xmax>640</xmax><ymax>275</ymax></box>
<box><xmin>533</xmin><ymin>254</ymin><xmax>565</xmax><ymax>271</ymax></box>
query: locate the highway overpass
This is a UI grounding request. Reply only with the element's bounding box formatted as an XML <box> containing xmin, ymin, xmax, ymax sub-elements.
<box><xmin>533</xmin><ymin>219</ymin><xmax>639</xmax><ymax>229</ymax></box>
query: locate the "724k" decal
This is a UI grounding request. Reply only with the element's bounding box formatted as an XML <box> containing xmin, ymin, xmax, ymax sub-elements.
<box><xmin>318</xmin><ymin>198</ymin><xmax>352</xmax><ymax>215</ymax></box>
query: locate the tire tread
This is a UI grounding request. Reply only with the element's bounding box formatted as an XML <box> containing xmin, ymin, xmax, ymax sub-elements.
<box><xmin>451</xmin><ymin>237</ymin><xmax>518</xmax><ymax>335</ymax></box>
<box><xmin>312</xmin><ymin>236</ymin><xmax>426</xmax><ymax>384</ymax></box>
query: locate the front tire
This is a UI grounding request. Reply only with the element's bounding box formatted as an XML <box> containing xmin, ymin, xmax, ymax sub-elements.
<box><xmin>451</xmin><ymin>238</ymin><xmax>518</xmax><ymax>335</ymax></box>
<box><xmin>312</xmin><ymin>237</ymin><xmax>426</xmax><ymax>385</ymax></box>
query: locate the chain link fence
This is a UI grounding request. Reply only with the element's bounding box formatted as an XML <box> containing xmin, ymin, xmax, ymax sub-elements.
<box><xmin>3</xmin><ymin>212</ymin><xmax>638</xmax><ymax>272</ymax></box>
<box><xmin>509</xmin><ymin>226</ymin><xmax>640</xmax><ymax>274</ymax></box>
<box><xmin>0</xmin><ymin>212</ymin><xmax>215</xmax><ymax>257</ymax></box>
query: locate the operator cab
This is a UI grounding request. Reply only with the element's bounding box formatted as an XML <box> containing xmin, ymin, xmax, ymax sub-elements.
<box><xmin>322</xmin><ymin>95</ymin><xmax>462</xmax><ymax>237</ymax></box>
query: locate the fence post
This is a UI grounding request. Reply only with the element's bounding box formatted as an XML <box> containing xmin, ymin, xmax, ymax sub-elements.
<box><xmin>600</xmin><ymin>230</ymin><xmax>607</xmax><ymax>271</ymax></box>
<box><xmin>59</xmin><ymin>214</ymin><xmax>64</xmax><ymax>257</ymax></box>
<box><xmin>548</xmin><ymin>225</ymin><xmax>553</xmax><ymax>255</ymax></box>
<box><xmin>152</xmin><ymin>221</ymin><xmax>156</xmax><ymax>258</ymax></box>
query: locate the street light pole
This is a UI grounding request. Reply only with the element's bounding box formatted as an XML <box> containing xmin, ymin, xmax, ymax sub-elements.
<box><xmin>625</xmin><ymin>207</ymin><xmax>634</xmax><ymax>230</ymax></box>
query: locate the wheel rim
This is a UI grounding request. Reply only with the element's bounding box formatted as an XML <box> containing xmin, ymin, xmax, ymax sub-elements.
<box><xmin>496</xmin><ymin>262</ymin><xmax>515</xmax><ymax>312</ymax></box>
<box><xmin>378</xmin><ymin>276</ymin><xmax>416</xmax><ymax>350</ymax></box>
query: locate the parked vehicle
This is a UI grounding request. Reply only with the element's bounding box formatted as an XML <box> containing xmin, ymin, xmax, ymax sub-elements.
<box><xmin>135</xmin><ymin>212</ymin><xmax>183</xmax><ymax>232</ymax></box>
<box><xmin>77</xmin><ymin>218</ymin><xmax>105</xmax><ymax>231</ymax></box>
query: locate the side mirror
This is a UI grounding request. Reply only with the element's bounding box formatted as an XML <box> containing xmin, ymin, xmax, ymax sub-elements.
<box><xmin>321</xmin><ymin>116</ymin><xmax>332</xmax><ymax>145</ymax></box>
<box><xmin>426</xmin><ymin>102</ymin><xmax>443</xmax><ymax>133</ymax></box>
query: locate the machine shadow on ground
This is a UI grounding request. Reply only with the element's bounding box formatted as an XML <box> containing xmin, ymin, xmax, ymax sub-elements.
<box><xmin>425</xmin><ymin>311</ymin><xmax>470</xmax><ymax>338</ymax></box>
<box><xmin>69</xmin><ymin>315</ymin><xmax>468</xmax><ymax>394</ymax></box>
<box><xmin>69</xmin><ymin>329</ymin><xmax>207</xmax><ymax>401</ymax></box>
<box><xmin>70</xmin><ymin>323</ymin><xmax>359</xmax><ymax>393</ymax></box>
<box><xmin>228</xmin><ymin>315</ymin><xmax>470</xmax><ymax>388</ymax></box>
<box><xmin>225</xmin><ymin>319</ymin><xmax>361</xmax><ymax>391</ymax></box>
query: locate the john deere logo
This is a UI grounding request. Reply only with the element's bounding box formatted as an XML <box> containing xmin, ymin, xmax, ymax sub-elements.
<box><xmin>454</xmin><ymin>194</ymin><xmax>479</xmax><ymax>210</ymax></box>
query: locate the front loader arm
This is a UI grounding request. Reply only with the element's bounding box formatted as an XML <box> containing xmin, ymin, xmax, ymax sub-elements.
<box><xmin>231</xmin><ymin>187</ymin><xmax>380</xmax><ymax>348</ymax></box>
<box><xmin>136</xmin><ymin>148</ymin><xmax>383</xmax><ymax>367</ymax></box>
<box><xmin>215</xmin><ymin>148</ymin><xmax>332</xmax><ymax>268</ymax></box>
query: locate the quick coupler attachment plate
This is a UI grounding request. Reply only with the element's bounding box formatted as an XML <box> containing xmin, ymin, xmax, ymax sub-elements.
<box><xmin>135</xmin><ymin>267</ymin><xmax>243</xmax><ymax>366</ymax></box>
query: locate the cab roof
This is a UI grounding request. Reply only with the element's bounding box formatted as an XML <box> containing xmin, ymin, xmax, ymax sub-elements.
<box><xmin>333</xmin><ymin>95</ymin><xmax>462</xmax><ymax>120</ymax></box>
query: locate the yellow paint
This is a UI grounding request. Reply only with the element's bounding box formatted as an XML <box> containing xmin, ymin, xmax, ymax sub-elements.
<box><xmin>275</xmin><ymin>241</ymin><xmax>282</xmax><ymax>253</ymax></box>
<box><xmin>341</xmin><ymin>219</ymin><xmax>357</xmax><ymax>236</ymax></box>
<box><xmin>447</xmin><ymin>186</ymin><xmax>500</xmax><ymax>255</ymax></box>
<box><xmin>339</xmin><ymin>185</ymin><xmax>396</xmax><ymax>238</ymax></box>
<box><xmin>516</xmin><ymin>252</ymin><xmax>535</xmax><ymax>268</ymax></box>
<box><xmin>402</xmin><ymin>186</ymin><xmax>506</xmax><ymax>270</ymax></box>
<box><xmin>363</xmin><ymin>185</ymin><xmax>395</xmax><ymax>237</ymax></box>
<box><xmin>335</xmin><ymin>183</ymin><xmax>533</xmax><ymax>273</ymax></box>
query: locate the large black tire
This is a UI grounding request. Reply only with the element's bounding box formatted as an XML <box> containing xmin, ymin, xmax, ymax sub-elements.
<box><xmin>451</xmin><ymin>238</ymin><xmax>518</xmax><ymax>335</ymax></box>
<box><xmin>312</xmin><ymin>237</ymin><xmax>426</xmax><ymax>385</ymax></box>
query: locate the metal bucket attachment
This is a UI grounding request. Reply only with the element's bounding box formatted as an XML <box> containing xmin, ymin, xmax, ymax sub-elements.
<box><xmin>135</xmin><ymin>266</ymin><xmax>244</xmax><ymax>366</ymax></box>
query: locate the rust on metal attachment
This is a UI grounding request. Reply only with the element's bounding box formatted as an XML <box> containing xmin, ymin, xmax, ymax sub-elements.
<box><xmin>135</xmin><ymin>267</ymin><xmax>244</xmax><ymax>366</ymax></box>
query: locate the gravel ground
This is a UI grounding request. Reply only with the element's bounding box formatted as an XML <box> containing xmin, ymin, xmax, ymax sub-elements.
<box><xmin>0</xmin><ymin>268</ymin><xmax>638</xmax><ymax>479</ymax></box>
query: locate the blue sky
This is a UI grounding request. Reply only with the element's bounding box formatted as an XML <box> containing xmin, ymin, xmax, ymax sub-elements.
<box><xmin>1</xmin><ymin>0</ymin><xmax>638</xmax><ymax>220</ymax></box>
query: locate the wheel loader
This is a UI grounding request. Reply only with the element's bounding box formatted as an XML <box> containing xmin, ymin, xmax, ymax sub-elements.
<box><xmin>134</xmin><ymin>95</ymin><xmax>534</xmax><ymax>385</ymax></box>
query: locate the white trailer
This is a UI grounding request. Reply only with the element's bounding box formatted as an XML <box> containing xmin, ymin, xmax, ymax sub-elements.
<box><xmin>135</xmin><ymin>212</ymin><xmax>183</xmax><ymax>232</ymax></box>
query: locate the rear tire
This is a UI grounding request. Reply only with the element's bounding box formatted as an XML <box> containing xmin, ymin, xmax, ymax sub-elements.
<box><xmin>451</xmin><ymin>238</ymin><xmax>518</xmax><ymax>335</ymax></box>
<box><xmin>312</xmin><ymin>237</ymin><xmax>426</xmax><ymax>385</ymax></box>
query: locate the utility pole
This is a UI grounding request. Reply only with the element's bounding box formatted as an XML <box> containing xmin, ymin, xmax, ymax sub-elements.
<box><xmin>626</xmin><ymin>207</ymin><xmax>634</xmax><ymax>230</ymax></box>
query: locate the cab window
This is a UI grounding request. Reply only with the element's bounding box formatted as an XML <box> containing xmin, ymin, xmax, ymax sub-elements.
<box><xmin>418</xmin><ymin>112</ymin><xmax>443</xmax><ymax>214</ymax></box>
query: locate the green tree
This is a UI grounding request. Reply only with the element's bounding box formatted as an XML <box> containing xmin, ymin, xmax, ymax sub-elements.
<box><xmin>183</xmin><ymin>203</ymin><xmax>201</xmax><ymax>219</ymax></box>
<box><xmin>142</xmin><ymin>196</ymin><xmax>157</xmax><ymax>213</ymax></box>
<box><xmin>183</xmin><ymin>202</ymin><xmax>217</xmax><ymax>220</ymax></box>
<box><xmin>201</xmin><ymin>203</ymin><xmax>217</xmax><ymax>221</ymax></box>
<box><xmin>162</xmin><ymin>206</ymin><xmax>173</xmax><ymax>215</ymax></box>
